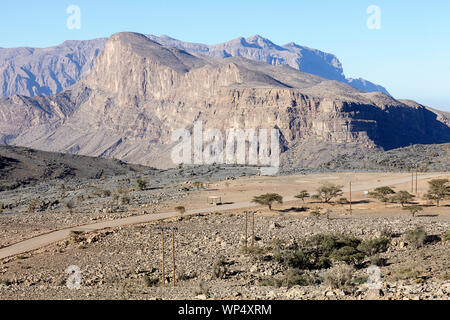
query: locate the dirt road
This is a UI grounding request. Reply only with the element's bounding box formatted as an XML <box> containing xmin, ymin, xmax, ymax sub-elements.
<box><xmin>0</xmin><ymin>172</ymin><xmax>445</xmax><ymax>260</ymax></box>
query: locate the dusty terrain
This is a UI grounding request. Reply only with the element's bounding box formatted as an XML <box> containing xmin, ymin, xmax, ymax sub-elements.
<box><xmin>0</xmin><ymin>168</ymin><xmax>448</xmax><ymax>300</ymax></box>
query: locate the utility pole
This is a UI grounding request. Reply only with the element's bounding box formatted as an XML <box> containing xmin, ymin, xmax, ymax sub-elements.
<box><xmin>252</xmin><ymin>211</ymin><xmax>255</xmax><ymax>248</ymax></box>
<box><xmin>171</xmin><ymin>227</ymin><xmax>178</xmax><ymax>288</ymax></box>
<box><xmin>415</xmin><ymin>169</ymin><xmax>418</xmax><ymax>195</ymax></box>
<box><xmin>244</xmin><ymin>211</ymin><xmax>248</xmax><ymax>248</ymax></box>
<box><xmin>157</xmin><ymin>227</ymin><xmax>166</xmax><ymax>288</ymax></box>
<box><xmin>411</xmin><ymin>169</ymin><xmax>414</xmax><ymax>193</ymax></box>
<box><xmin>349</xmin><ymin>181</ymin><xmax>352</xmax><ymax>215</ymax></box>
<box><xmin>157</xmin><ymin>226</ymin><xmax>173</xmax><ymax>288</ymax></box>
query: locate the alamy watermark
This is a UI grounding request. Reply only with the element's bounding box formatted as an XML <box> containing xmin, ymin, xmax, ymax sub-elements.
<box><xmin>171</xmin><ymin>121</ymin><xmax>280</xmax><ymax>175</ymax></box>
<box><xmin>66</xmin><ymin>265</ymin><xmax>81</xmax><ymax>290</ymax></box>
<box><xmin>367</xmin><ymin>265</ymin><xmax>382</xmax><ymax>289</ymax></box>
<box><xmin>66</xmin><ymin>5</ymin><xmax>81</xmax><ymax>30</ymax></box>
<box><xmin>366</xmin><ymin>5</ymin><xmax>381</xmax><ymax>30</ymax></box>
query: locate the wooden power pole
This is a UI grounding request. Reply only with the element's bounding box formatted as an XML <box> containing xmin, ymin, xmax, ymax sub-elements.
<box><xmin>244</xmin><ymin>211</ymin><xmax>248</xmax><ymax>248</ymax></box>
<box><xmin>171</xmin><ymin>227</ymin><xmax>177</xmax><ymax>288</ymax></box>
<box><xmin>349</xmin><ymin>181</ymin><xmax>352</xmax><ymax>215</ymax></box>
<box><xmin>252</xmin><ymin>211</ymin><xmax>255</xmax><ymax>248</ymax></box>
<box><xmin>161</xmin><ymin>228</ymin><xmax>165</xmax><ymax>287</ymax></box>
<box><xmin>415</xmin><ymin>169</ymin><xmax>418</xmax><ymax>194</ymax></box>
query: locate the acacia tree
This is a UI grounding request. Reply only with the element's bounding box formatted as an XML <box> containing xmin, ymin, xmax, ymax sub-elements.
<box><xmin>175</xmin><ymin>206</ymin><xmax>186</xmax><ymax>214</ymax></box>
<box><xmin>295</xmin><ymin>190</ymin><xmax>310</xmax><ymax>203</ymax></box>
<box><xmin>252</xmin><ymin>193</ymin><xmax>283</xmax><ymax>211</ymax></box>
<box><xmin>312</xmin><ymin>183</ymin><xmax>343</xmax><ymax>203</ymax></box>
<box><xmin>136</xmin><ymin>178</ymin><xmax>148</xmax><ymax>191</ymax></box>
<box><xmin>392</xmin><ymin>191</ymin><xmax>415</xmax><ymax>207</ymax></box>
<box><xmin>368</xmin><ymin>186</ymin><xmax>396</xmax><ymax>207</ymax></box>
<box><xmin>424</xmin><ymin>179</ymin><xmax>450</xmax><ymax>207</ymax></box>
<box><xmin>403</xmin><ymin>205</ymin><xmax>423</xmax><ymax>218</ymax></box>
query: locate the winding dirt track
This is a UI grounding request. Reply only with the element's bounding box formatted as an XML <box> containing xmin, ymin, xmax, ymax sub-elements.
<box><xmin>0</xmin><ymin>173</ymin><xmax>445</xmax><ymax>260</ymax></box>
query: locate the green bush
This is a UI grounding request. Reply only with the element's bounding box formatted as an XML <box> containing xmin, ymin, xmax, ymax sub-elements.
<box><xmin>259</xmin><ymin>269</ymin><xmax>312</xmax><ymax>288</ymax></box>
<box><xmin>136</xmin><ymin>178</ymin><xmax>148</xmax><ymax>191</ymax></box>
<box><xmin>212</xmin><ymin>256</ymin><xmax>228</xmax><ymax>279</ymax></box>
<box><xmin>281</xmin><ymin>269</ymin><xmax>312</xmax><ymax>288</ymax></box>
<box><xmin>443</xmin><ymin>231</ymin><xmax>450</xmax><ymax>242</ymax></box>
<box><xmin>357</xmin><ymin>238</ymin><xmax>390</xmax><ymax>256</ymax></box>
<box><xmin>324</xmin><ymin>264</ymin><xmax>354</xmax><ymax>289</ymax></box>
<box><xmin>330</xmin><ymin>246</ymin><xmax>365</xmax><ymax>266</ymax></box>
<box><xmin>142</xmin><ymin>275</ymin><xmax>159</xmax><ymax>287</ymax></box>
<box><xmin>404</xmin><ymin>227</ymin><xmax>427</xmax><ymax>248</ymax></box>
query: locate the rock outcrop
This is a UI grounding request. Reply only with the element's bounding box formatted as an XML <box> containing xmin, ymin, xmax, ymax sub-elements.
<box><xmin>0</xmin><ymin>32</ymin><xmax>449</xmax><ymax>169</ymax></box>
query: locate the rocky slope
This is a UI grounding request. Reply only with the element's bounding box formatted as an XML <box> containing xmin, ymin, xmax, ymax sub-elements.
<box><xmin>323</xmin><ymin>143</ymin><xmax>450</xmax><ymax>172</ymax></box>
<box><xmin>0</xmin><ymin>39</ymin><xmax>106</xmax><ymax>97</ymax></box>
<box><xmin>0</xmin><ymin>34</ymin><xmax>388</xmax><ymax>98</ymax></box>
<box><xmin>0</xmin><ymin>145</ymin><xmax>148</xmax><ymax>190</ymax></box>
<box><xmin>0</xmin><ymin>32</ymin><xmax>449</xmax><ymax>169</ymax></box>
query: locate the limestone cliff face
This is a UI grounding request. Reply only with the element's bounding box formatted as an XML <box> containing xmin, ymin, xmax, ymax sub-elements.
<box><xmin>1</xmin><ymin>32</ymin><xmax>449</xmax><ymax>168</ymax></box>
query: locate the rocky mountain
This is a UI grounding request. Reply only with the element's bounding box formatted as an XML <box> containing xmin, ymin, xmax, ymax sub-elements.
<box><xmin>0</xmin><ymin>34</ymin><xmax>388</xmax><ymax>98</ymax></box>
<box><xmin>0</xmin><ymin>32</ymin><xmax>449</xmax><ymax>169</ymax></box>
<box><xmin>0</xmin><ymin>39</ymin><xmax>106</xmax><ymax>97</ymax></box>
<box><xmin>147</xmin><ymin>34</ymin><xmax>390</xmax><ymax>95</ymax></box>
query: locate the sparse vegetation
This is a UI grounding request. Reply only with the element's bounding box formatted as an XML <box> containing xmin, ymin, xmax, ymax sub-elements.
<box><xmin>392</xmin><ymin>191</ymin><xmax>415</xmax><ymax>207</ymax></box>
<box><xmin>142</xmin><ymin>275</ymin><xmax>159</xmax><ymax>287</ymax></box>
<box><xmin>312</xmin><ymin>183</ymin><xmax>343</xmax><ymax>203</ymax></box>
<box><xmin>28</xmin><ymin>199</ymin><xmax>46</xmax><ymax>212</ymax></box>
<box><xmin>357</xmin><ymin>238</ymin><xmax>390</xmax><ymax>256</ymax></box>
<box><xmin>443</xmin><ymin>231</ymin><xmax>450</xmax><ymax>242</ymax></box>
<box><xmin>136</xmin><ymin>178</ymin><xmax>148</xmax><ymax>191</ymax></box>
<box><xmin>424</xmin><ymin>178</ymin><xmax>450</xmax><ymax>207</ymax></box>
<box><xmin>65</xmin><ymin>200</ymin><xmax>74</xmax><ymax>213</ymax></box>
<box><xmin>70</xmin><ymin>230</ymin><xmax>85</xmax><ymax>244</ymax></box>
<box><xmin>260</xmin><ymin>269</ymin><xmax>312</xmax><ymax>288</ymax></box>
<box><xmin>404</xmin><ymin>227</ymin><xmax>427</xmax><ymax>248</ymax></box>
<box><xmin>194</xmin><ymin>281</ymin><xmax>210</xmax><ymax>296</ymax></box>
<box><xmin>212</xmin><ymin>256</ymin><xmax>228</xmax><ymax>279</ymax></box>
<box><xmin>309</xmin><ymin>208</ymin><xmax>322</xmax><ymax>218</ymax></box>
<box><xmin>323</xmin><ymin>264</ymin><xmax>354</xmax><ymax>289</ymax></box>
<box><xmin>175</xmin><ymin>206</ymin><xmax>186</xmax><ymax>214</ymax></box>
<box><xmin>368</xmin><ymin>186</ymin><xmax>396</xmax><ymax>206</ymax></box>
<box><xmin>251</xmin><ymin>193</ymin><xmax>283</xmax><ymax>211</ymax></box>
<box><xmin>295</xmin><ymin>190</ymin><xmax>310</xmax><ymax>203</ymax></box>
<box><xmin>403</xmin><ymin>205</ymin><xmax>423</xmax><ymax>217</ymax></box>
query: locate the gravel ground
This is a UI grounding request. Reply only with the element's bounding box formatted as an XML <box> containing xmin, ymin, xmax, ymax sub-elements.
<box><xmin>1</xmin><ymin>211</ymin><xmax>448</xmax><ymax>300</ymax></box>
<box><xmin>0</xmin><ymin>165</ymin><xmax>259</xmax><ymax>247</ymax></box>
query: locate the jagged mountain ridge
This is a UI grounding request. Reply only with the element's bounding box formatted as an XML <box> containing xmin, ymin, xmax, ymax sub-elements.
<box><xmin>147</xmin><ymin>34</ymin><xmax>390</xmax><ymax>95</ymax></box>
<box><xmin>0</xmin><ymin>32</ymin><xmax>449</xmax><ymax>169</ymax></box>
<box><xmin>0</xmin><ymin>34</ymin><xmax>388</xmax><ymax>98</ymax></box>
<box><xmin>0</xmin><ymin>39</ymin><xmax>106</xmax><ymax>97</ymax></box>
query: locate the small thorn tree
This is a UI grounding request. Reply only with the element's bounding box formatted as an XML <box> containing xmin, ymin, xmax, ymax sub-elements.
<box><xmin>295</xmin><ymin>190</ymin><xmax>310</xmax><ymax>203</ymax></box>
<box><xmin>424</xmin><ymin>179</ymin><xmax>450</xmax><ymax>207</ymax></box>
<box><xmin>403</xmin><ymin>205</ymin><xmax>423</xmax><ymax>218</ymax></box>
<box><xmin>392</xmin><ymin>191</ymin><xmax>415</xmax><ymax>207</ymax></box>
<box><xmin>313</xmin><ymin>183</ymin><xmax>343</xmax><ymax>203</ymax></box>
<box><xmin>368</xmin><ymin>186</ymin><xmax>396</xmax><ymax>207</ymax></box>
<box><xmin>252</xmin><ymin>193</ymin><xmax>283</xmax><ymax>211</ymax></box>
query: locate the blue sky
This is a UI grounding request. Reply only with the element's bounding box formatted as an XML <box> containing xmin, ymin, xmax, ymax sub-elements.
<box><xmin>1</xmin><ymin>0</ymin><xmax>449</xmax><ymax>111</ymax></box>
